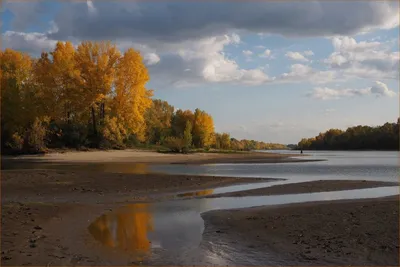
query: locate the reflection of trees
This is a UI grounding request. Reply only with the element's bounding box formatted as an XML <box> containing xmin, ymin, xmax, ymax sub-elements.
<box><xmin>177</xmin><ymin>189</ymin><xmax>214</xmax><ymax>197</ymax></box>
<box><xmin>95</xmin><ymin>163</ymin><xmax>149</xmax><ymax>174</ymax></box>
<box><xmin>88</xmin><ymin>203</ymin><xmax>153</xmax><ymax>257</ymax></box>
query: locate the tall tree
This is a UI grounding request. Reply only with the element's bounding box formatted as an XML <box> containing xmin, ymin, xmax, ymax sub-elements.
<box><xmin>183</xmin><ymin>121</ymin><xmax>193</xmax><ymax>150</ymax></box>
<box><xmin>145</xmin><ymin>99</ymin><xmax>174</xmax><ymax>144</ymax></box>
<box><xmin>171</xmin><ymin>109</ymin><xmax>194</xmax><ymax>138</ymax></box>
<box><xmin>192</xmin><ymin>108</ymin><xmax>215</xmax><ymax>148</ymax></box>
<box><xmin>0</xmin><ymin>49</ymin><xmax>35</xmax><ymax>140</ymax></box>
<box><xmin>74</xmin><ymin>41</ymin><xmax>121</xmax><ymax>137</ymax></box>
<box><xmin>113</xmin><ymin>48</ymin><xmax>153</xmax><ymax>141</ymax></box>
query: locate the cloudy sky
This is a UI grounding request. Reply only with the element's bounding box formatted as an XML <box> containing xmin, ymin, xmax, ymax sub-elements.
<box><xmin>2</xmin><ymin>0</ymin><xmax>399</xmax><ymax>144</ymax></box>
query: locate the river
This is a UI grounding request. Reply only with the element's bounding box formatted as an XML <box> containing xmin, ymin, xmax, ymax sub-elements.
<box><xmin>2</xmin><ymin>150</ymin><xmax>399</xmax><ymax>265</ymax></box>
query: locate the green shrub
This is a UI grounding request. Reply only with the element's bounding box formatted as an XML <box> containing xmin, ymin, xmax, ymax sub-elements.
<box><xmin>164</xmin><ymin>136</ymin><xmax>185</xmax><ymax>153</ymax></box>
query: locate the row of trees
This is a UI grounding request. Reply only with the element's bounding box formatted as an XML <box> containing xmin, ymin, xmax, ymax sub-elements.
<box><xmin>145</xmin><ymin>99</ymin><xmax>287</xmax><ymax>152</ymax></box>
<box><xmin>297</xmin><ymin>120</ymin><xmax>400</xmax><ymax>150</ymax></box>
<box><xmin>1</xmin><ymin>43</ymin><xmax>287</xmax><ymax>154</ymax></box>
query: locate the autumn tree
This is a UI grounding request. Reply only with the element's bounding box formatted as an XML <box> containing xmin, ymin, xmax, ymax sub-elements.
<box><xmin>171</xmin><ymin>109</ymin><xmax>194</xmax><ymax>138</ymax></box>
<box><xmin>145</xmin><ymin>99</ymin><xmax>174</xmax><ymax>144</ymax></box>
<box><xmin>192</xmin><ymin>108</ymin><xmax>215</xmax><ymax>148</ymax></box>
<box><xmin>74</xmin><ymin>41</ymin><xmax>121</xmax><ymax>138</ymax></box>
<box><xmin>220</xmin><ymin>133</ymin><xmax>231</xmax><ymax>150</ymax></box>
<box><xmin>183</xmin><ymin>121</ymin><xmax>193</xmax><ymax>151</ymax></box>
<box><xmin>0</xmin><ymin>49</ymin><xmax>35</xmax><ymax>146</ymax></box>
<box><xmin>112</xmin><ymin>48</ymin><xmax>153</xmax><ymax>142</ymax></box>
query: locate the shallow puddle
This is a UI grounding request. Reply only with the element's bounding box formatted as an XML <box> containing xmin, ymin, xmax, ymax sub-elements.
<box><xmin>88</xmin><ymin>185</ymin><xmax>399</xmax><ymax>265</ymax></box>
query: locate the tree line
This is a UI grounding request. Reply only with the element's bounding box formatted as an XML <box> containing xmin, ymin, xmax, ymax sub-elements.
<box><xmin>297</xmin><ymin>120</ymin><xmax>400</xmax><ymax>150</ymax></box>
<box><xmin>1</xmin><ymin>42</ymin><xmax>287</xmax><ymax>154</ymax></box>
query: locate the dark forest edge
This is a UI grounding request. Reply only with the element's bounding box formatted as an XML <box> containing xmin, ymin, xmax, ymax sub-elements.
<box><xmin>296</xmin><ymin>119</ymin><xmax>400</xmax><ymax>151</ymax></box>
<box><xmin>1</xmin><ymin>43</ymin><xmax>287</xmax><ymax>155</ymax></box>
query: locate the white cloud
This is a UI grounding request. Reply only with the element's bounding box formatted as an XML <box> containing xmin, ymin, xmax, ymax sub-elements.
<box><xmin>370</xmin><ymin>81</ymin><xmax>397</xmax><ymax>97</ymax></box>
<box><xmin>285</xmin><ymin>51</ymin><xmax>309</xmax><ymax>62</ymax></box>
<box><xmin>285</xmin><ymin>50</ymin><xmax>314</xmax><ymax>62</ymax></box>
<box><xmin>303</xmin><ymin>50</ymin><xmax>314</xmax><ymax>56</ymax></box>
<box><xmin>324</xmin><ymin>36</ymin><xmax>399</xmax><ymax>80</ymax></box>
<box><xmin>259</xmin><ymin>49</ymin><xmax>272</xmax><ymax>58</ymax></box>
<box><xmin>242</xmin><ymin>50</ymin><xmax>253</xmax><ymax>56</ymax></box>
<box><xmin>307</xmin><ymin>81</ymin><xmax>396</xmax><ymax>100</ymax></box>
<box><xmin>2</xmin><ymin>31</ymin><xmax>58</xmax><ymax>55</ymax></box>
<box><xmin>279</xmin><ymin>64</ymin><xmax>336</xmax><ymax>84</ymax></box>
<box><xmin>146</xmin><ymin>33</ymin><xmax>271</xmax><ymax>86</ymax></box>
<box><xmin>87</xmin><ymin>0</ymin><xmax>97</xmax><ymax>16</ymax></box>
<box><xmin>144</xmin><ymin>53</ymin><xmax>160</xmax><ymax>65</ymax></box>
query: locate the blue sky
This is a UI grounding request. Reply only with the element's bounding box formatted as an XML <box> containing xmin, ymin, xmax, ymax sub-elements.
<box><xmin>1</xmin><ymin>1</ymin><xmax>399</xmax><ymax>144</ymax></box>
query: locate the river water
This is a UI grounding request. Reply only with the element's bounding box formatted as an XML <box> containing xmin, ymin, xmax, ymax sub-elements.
<box><xmin>86</xmin><ymin>150</ymin><xmax>399</xmax><ymax>265</ymax></box>
<box><xmin>3</xmin><ymin>150</ymin><xmax>399</xmax><ymax>264</ymax></box>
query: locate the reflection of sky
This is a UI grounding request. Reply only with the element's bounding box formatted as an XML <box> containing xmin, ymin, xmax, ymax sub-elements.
<box><xmin>150</xmin><ymin>151</ymin><xmax>399</xmax><ymax>182</ymax></box>
<box><xmin>88</xmin><ymin>185</ymin><xmax>399</xmax><ymax>263</ymax></box>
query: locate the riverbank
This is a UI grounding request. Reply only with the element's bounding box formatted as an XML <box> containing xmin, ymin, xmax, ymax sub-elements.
<box><xmin>1</xmin><ymin>149</ymin><xmax>309</xmax><ymax>165</ymax></box>
<box><xmin>202</xmin><ymin>196</ymin><xmax>399</xmax><ymax>266</ymax></box>
<box><xmin>204</xmin><ymin>179</ymin><xmax>399</xmax><ymax>198</ymax></box>
<box><xmin>1</xmin><ymin>169</ymin><xmax>274</xmax><ymax>265</ymax></box>
<box><xmin>1</xmin><ymin>149</ymin><xmax>398</xmax><ymax>265</ymax></box>
<box><xmin>1</xmin><ymin>169</ymin><xmax>272</xmax><ymax>204</ymax></box>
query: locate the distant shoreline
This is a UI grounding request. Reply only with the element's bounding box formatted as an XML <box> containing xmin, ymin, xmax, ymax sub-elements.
<box><xmin>1</xmin><ymin>149</ymin><xmax>314</xmax><ymax>165</ymax></box>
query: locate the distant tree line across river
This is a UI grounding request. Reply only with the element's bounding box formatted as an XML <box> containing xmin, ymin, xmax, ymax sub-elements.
<box><xmin>296</xmin><ymin>119</ymin><xmax>399</xmax><ymax>151</ymax></box>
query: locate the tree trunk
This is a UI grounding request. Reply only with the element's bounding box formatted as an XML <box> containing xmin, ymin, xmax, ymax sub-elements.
<box><xmin>91</xmin><ymin>106</ymin><xmax>97</xmax><ymax>136</ymax></box>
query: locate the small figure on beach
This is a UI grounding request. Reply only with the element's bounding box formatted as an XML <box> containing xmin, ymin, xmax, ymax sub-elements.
<box><xmin>301</xmin><ymin>150</ymin><xmax>303</xmax><ymax>154</ymax></box>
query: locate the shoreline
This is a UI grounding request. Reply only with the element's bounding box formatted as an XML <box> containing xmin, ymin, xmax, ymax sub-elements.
<box><xmin>1</xmin><ymin>149</ymin><xmax>309</xmax><ymax>165</ymax></box>
<box><xmin>202</xmin><ymin>195</ymin><xmax>399</xmax><ymax>266</ymax></box>
<box><xmin>203</xmin><ymin>179</ymin><xmax>399</xmax><ymax>198</ymax></box>
<box><xmin>1</xmin><ymin>150</ymin><xmax>398</xmax><ymax>265</ymax></box>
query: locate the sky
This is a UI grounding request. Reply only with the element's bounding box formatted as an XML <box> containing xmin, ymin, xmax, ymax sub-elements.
<box><xmin>1</xmin><ymin>0</ymin><xmax>399</xmax><ymax>144</ymax></box>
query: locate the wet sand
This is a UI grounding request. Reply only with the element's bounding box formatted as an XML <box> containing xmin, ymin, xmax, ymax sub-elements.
<box><xmin>1</xmin><ymin>149</ymin><xmax>310</xmax><ymax>164</ymax></box>
<box><xmin>1</xmin><ymin>169</ymin><xmax>273</xmax><ymax>266</ymax></box>
<box><xmin>202</xmin><ymin>196</ymin><xmax>400</xmax><ymax>266</ymax></box>
<box><xmin>205</xmin><ymin>180</ymin><xmax>399</xmax><ymax>198</ymax></box>
<box><xmin>1</xmin><ymin>169</ymin><xmax>270</xmax><ymax>203</ymax></box>
<box><xmin>1</xmin><ymin>150</ymin><xmax>398</xmax><ymax>265</ymax></box>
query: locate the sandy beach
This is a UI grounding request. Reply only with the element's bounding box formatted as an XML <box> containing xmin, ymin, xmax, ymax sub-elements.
<box><xmin>202</xmin><ymin>196</ymin><xmax>399</xmax><ymax>266</ymax></box>
<box><xmin>204</xmin><ymin>179</ymin><xmax>399</xmax><ymax>198</ymax></box>
<box><xmin>1</xmin><ymin>149</ymin><xmax>310</xmax><ymax>164</ymax></box>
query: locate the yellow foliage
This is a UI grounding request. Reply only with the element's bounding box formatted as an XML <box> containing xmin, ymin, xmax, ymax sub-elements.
<box><xmin>88</xmin><ymin>203</ymin><xmax>153</xmax><ymax>260</ymax></box>
<box><xmin>193</xmin><ymin>108</ymin><xmax>215</xmax><ymax>148</ymax></box>
<box><xmin>114</xmin><ymin>48</ymin><xmax>153</xmax><ymax>141</ymax></box>
<box><xmin>0</xmin><ymin>49</ymin><xmax>35</xmax><ymax>134</ymax></box>
<box><xmin>101</xmin><ymin>116</ymin><xmax>127</xmax><ymax>146</ymax></box>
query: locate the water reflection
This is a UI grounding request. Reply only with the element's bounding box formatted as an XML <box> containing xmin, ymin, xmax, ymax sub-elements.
<box><xmin>88</xmin><ymin>186</ymin><xmax>399</xmax><ymax>265</ymax></box>
<box><xmin>1</xmin><ymin>160</ymin><xmax>150</xmax><ymax>174</ymax></box>
<box><xmin>88</xmin><ymin>203</ymin><xmax>153</xmax><ymax>260</ymax></box>
<box><xmin>177</xmin><ymin>189</ymin><xmax>214</xmax><ymax>198</ymax></box>
<box><xmin>88</xmin><ymin>163</ymin><xmax>149</xmax><ymax>174</ymax></box>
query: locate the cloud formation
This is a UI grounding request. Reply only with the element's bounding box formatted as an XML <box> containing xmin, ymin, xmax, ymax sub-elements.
<box><xmin>285</xmin><ymin>51</ymin><xmax>310</xmax><ymax>62</ymax></box>
<box><xmin>259</xmin><ymin>49</ymin><xmax>272</xmax><ymax>58</ymax></box>
<box><xmin>307</xmin><ymin>81</ymin><xmax>396</xmax><ymax>100</ymax></box>
<box><xmin>324</xmin><ymin>36</ymin><xmax>399</xmax><ymax>80</ymax></box>
<box><xmin>20</xmin><ymin>1</ymin><xmax>395</xmax><ymax>42</ymax></box>
<box><xmin>2</xmin><ymin>1</ymin><xmax>399</xmax><ymax>88</ymax></box>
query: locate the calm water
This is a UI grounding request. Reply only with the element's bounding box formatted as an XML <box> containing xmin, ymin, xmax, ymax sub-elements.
<box><xmin>85</xmin><ymin>151</ymin><xmax>399</xmax><ymax>264</ymax></box>
<box><xmin>3</xmin><ymin>150</ymin><xmax>399</xmax><ymax>264</ymax></box>
<box><xmin>151</xmin><ymin>150</ymin><xmax>400</xmax><ymax>182</ymax></box>
<box><xmin>89</xmin><ymin>186</ymin><xmax>399</xmax><ymax>265</ymax></box>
